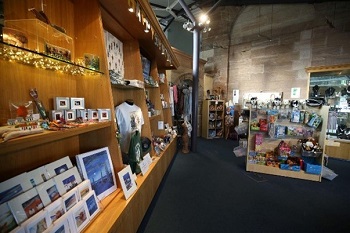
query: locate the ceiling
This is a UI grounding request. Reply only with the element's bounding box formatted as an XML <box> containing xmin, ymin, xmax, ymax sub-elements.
<box><xmin>149</xmin><ymin>0</ymin><xmax>336</xmax><ymax>31</ymax></box>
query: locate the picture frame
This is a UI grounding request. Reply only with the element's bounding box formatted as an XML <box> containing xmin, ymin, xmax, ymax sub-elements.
<box><xmin>45</xmin><ymin>214</ymin><xmax>70</xmax><ymax>233</ymax></box>
<box><xmin>76</xmin><ymin>147</ymin><xmax>117</xmax><ymax>201</ymax></box>
<box><xmin>87</xmin><ymin>109</ymin><xmax>98</xmax><ymax>121</ymax></box>
<box><xmin>70</xmin><ymin>97</ymin><xmax>85</xmax><ymax>110</ymax></box>
<box><xmin>64</xmin><ymin>109</ymin><xmax>76</xmax><ymax>122</ymax></box>
<box><xmin>54</xmin><ymin>97</ymin><xmax>70</xmax><ymax>110</ymax></box>
<box><xmin>24</xmin><ymin>209</ymin><xmax>51</xmax><ymax>233</ymax></box>
<box><xmin>35</xmin><ymin>179</ymin><xmax>61</xmax><ymax>206</ymax></box>
<box><xmin>45</xmin><ymin>156</ymin><xmax>73</xmax><ymax>178</ymax></box>
<box><xmin>8</xmin><ymin>188</ymin><xmax>44</xmax><ymax>224</ymax></box>
<box><xmin>51</xmin><ymin>110</ymin><xmax>64</xmax><ymax>122</ymax></box>
<box><xmin>97</xmin><ymin>108</ymin><xmax>111</xmax><ymax>122</ymax></box>
<box><xmin>77</xmin><ymin>180</ymin><xmax>92</xmax><ymax>200</ymax></box>
<box><xmin>45</xmin><ymin>198</ymin><xmax>65</xmax><ymax>223</ymax></box>
<box><xmin>68</xmin><ymin>201</ymin><xmax>90</xmax><ymax>233</ymax></box>
<box><xmin>0</xmin><ymin>202</ymin><xmax>18</xmax><ymax>232</ymax></box>
<box><xmin>53</xmin><ymin>167</ymin><xmax>82</xmax><ymax>196</ymax></box>
<box><xmin>62</xmin><ymin>187</ymin><xmax>78</xmax><ymax>212</ymax></box>
<box><xmin>83</xmin><ymin>191</ymin><xmax>100</xmax><ymax>220</ymax></box>
<box><xmin>0</xmin><ymin>173</ymin><xmax>32</xmax><ymax>205</ymax></box>
<box><xmin>117</xmin><ymin>165</ymin><xmax>137</xmax><ymax>200</ymax></box>
<box><xmin>27</xmin><ymin>166</ymin><xmax>50</xmax><ymax>188</ymax></box>
<box><xmin>45</xmin><ymin>42</ymin><xmax>71</xmax><ymax>61</ymax></box>
<box><xmin>76</xmin><ymin>109</ymin><xmax>88</xmax><ymax>121</ymax></box>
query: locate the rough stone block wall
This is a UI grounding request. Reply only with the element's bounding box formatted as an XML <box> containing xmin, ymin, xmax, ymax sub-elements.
<box><xmin>201</xmin><ymin>2</ymin><xmax>350</xmax><ymax>104</ymax></box>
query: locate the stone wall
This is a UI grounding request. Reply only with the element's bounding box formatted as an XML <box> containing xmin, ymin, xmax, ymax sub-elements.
<box><xmin>201</xmin><ymin>2</ymin><xmax>350</xmax><ymax>104</ymax></box>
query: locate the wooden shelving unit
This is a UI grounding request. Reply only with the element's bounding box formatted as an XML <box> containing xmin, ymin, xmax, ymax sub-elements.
<box><xmin>201</xmin><ymin>100</ymin><xmax>225</xmax><ymax>139</ymax></box>
<box><xmin>1</xmin><ymin>0</ymin><xmax>179</xmax><ymax>232</ymax></box>
<box><xmin>246</xmin><ymin>106</ymin><xmax>329</xmax><ymax>182</ymax></box>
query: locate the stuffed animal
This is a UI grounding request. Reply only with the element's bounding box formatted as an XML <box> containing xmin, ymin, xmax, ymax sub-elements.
<box><xmin>250</xmin><ymin>97</ymin><xmax>258</xmax><ymax>109</ymax></box>
<box><xmin>290</xmin><ymin>100</ymin><xmax>299</xmax><ymax>110</ymax></box>
<box><xmin>272</xmin><ymin>97</ymin><xmax>282</xmax><ymax>109</ymax></box>
<box><xmin>282</xmin><ymin>99</ymin><xmax>290</xmax><ymax>109</ymax></box>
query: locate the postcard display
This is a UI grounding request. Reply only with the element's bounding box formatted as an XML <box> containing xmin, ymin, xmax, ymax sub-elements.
<box><xmin>0</xmin><ymin>156</ymin><xmax>101</xmax><ymax>233</ymax></box>
<box><xmin>246</xmin><ymin>105</ymin><xmax>329</xmax><ymax>182</ymax></box>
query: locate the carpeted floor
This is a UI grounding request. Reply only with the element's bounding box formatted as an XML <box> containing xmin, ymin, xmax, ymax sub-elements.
<box><xmin>137</xmin><ymin>138</ymin><xmax>350</xmax><ymax>233</ymax></box>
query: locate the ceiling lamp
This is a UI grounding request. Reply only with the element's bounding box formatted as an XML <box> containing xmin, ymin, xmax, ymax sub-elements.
<box><xmin>183</xmin><ymin>21</ymin><xmax>193</xmax><ymax>31</ymax></box>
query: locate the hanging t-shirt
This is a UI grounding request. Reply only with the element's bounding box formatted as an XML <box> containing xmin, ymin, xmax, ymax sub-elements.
<box><xmin>115</xmin><ymin>102</ymin><xmax>144</xmax><ymax>154</ymax></box>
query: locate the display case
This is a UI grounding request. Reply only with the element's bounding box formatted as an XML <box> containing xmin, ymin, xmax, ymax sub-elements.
<box><xmin>202</xmin><ymin>99</ymin><xmax>224</xmax><ymax>139</ymax></box>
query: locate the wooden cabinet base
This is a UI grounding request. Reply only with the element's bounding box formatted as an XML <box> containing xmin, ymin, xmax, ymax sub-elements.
<box><xmin>325</xmin><ymin>140</ymin><xmax>350</xmax><ymax>160</ymax></box>
<box><xmin>83</xmin><ymin>138</ymin><xmax>177</xmax><ymax>233</ymax></box>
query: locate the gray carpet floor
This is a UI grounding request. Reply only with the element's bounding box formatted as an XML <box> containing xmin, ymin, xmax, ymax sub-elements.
<box><xmin>138</xmin><ymin>138</ymin><xmax>350</xmax><ymax>233</ymax></box>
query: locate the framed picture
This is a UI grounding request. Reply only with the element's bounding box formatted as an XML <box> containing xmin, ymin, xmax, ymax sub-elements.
<box><xmin>54</xmin><ymin>97</ymin><xmax>70</xmax><ymax>110</ymax></box>
<box><xmin>51</xmin><ymin>110</ymin><xmax>64</xmax><ymax>122</ymax></box>
<box><xmin>0</xmin><ymin>173</ymin><xmax>32</xmax><ymax>205</ymax></box>
<box><xmin>76</xmin><ymin>109</ymin><xmax>88</xmax><ymax>121</ymax></box>
<box><xmin>70</xmin><ymin>98</ymin><xmax>85</xmax><ymax>110</ymax></box>
<box><xmin>97</xmin><ymin>108</ymin><xmax>111</xmax><ymax>122</ymax></box>
<box><xmin>0</xmin><ymin>202</ymin><xmax>18</xmax><ymax>232</ymax></box>
<box><xmin>45</xmin><ymin>198</ymin><xmax>65</xmax><ymax>223</ymax></box>
<box><xmin>53</xmin><ymin>167</ymin><xmax>82</xmax><ymax>196</ymax></box>
<box><xmin>8</xmin><ymin>188</ymin><xmax>44</xmax><ymax>224</ymax></box>
<box><xmin>45</xmin><ymin>42</ymin><xmax>71</xmax><ymax>61</ymax></box>
<box><xmin>77</xmin><ymin>180</ymin><xmax>92</xmax><ymax>200</ymax></box>
<box><xmin>117</xmin><ymin>165</ymin><xmax>137</xmax><ymax>200</ymax></box>
<box><xmin>64</xmin><ymin>109</ymin><xmax>76</xmax><ymax>122</ymax></box>
<box><xmin>62</xmin><ymin>188</ymin><xmax>78</xmax><ymax>212</ymax></box>
<box><xmin>83</xmin><ymin>191</ymin><xmax>100</xmax><ymax>220</ymax></box>
<box><xmin>24</xmin><ymin>209</ymin><xmax>51</xmax><ymax>233</ymax></box>
<box><xmin>45</xmin><ymin>156</ymin><xmax>73</xmax><ymax>178</ymax></box>
<box><xmin>69</xmin><ymin>201</ymin><xmax>90</xmax><ymax>233</ymax></box>
<box><xmin>87</xmin><ymin>109</ymin><xmax>98</xmax><ymax>121</ymax></box>
<box><xmin>45</xmin><ymin>214</ymin><xmax>70</xmax><ymax>233</ymax></box>
<box><xmin>35</xmin><ymin>179</ymin><xmax>61</xmax><ymax>206</ymax></box>
<box><xmin>76</xmin><ymin>147</ymin><xmax>117</xmax><ymax>201</ymax></box>
<box><xmin>27</xmin><ymin>166</ymin><xmax>50</xmax><ymax>188</ymax></box>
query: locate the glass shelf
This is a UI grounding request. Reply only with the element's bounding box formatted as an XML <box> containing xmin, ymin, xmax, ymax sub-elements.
<box><xmin>0</xmin><ymin>41</ymin><xmax>103</xmax><ymax>75</ymax></box>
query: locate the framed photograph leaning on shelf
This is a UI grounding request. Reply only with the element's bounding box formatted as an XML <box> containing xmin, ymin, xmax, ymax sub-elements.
<box><xmin>76</xmin><ymin>147</ymin><xmax>117</xmax><ymax>201</ymax></box>
<box><xmin>118</xmin><ymin>165</ymin><xmax>137</xmax><ymax>200</ymax></box>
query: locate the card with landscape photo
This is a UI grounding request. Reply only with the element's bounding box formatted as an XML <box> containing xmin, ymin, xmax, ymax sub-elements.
<box><xmin>62</xmin><ymin>188</ymin><xmax>78</xmax><ymax>212</ymax></box>
<box><xmin>77</xmin><ymin>180</ymin><xmax>92</xmax><ymax>200</ymax></box>
<box><xmin>34</xmin><ymin>179</ymin><xmax>60</xmax><ymax>209</ymax></box>
<box><xmin>45</xmin><ymin>156</ymin><xmax>73</xmax><ymax>178</ymax></box>
<box><xmin>68</xmin><ymin>201</ymin><xmax>90</xmax><ymax>233</ymax></box>
<box><xmin>76</xmin><ymin>147</ymin><xmax>117</xmax><ymax>201</ymax></box>
<box><xmin>24</xmin><ymin>209</ymin><xmax>51</xmax><ymax>233</ymax></box>
<box><xmin>8</xmin><ymin>188</ymin><xmax>44</xmax><ymax>224</ymax></box>
<box><xmin>0</xmin><ymin>173</ymin><xmax>32</xmax><ymax>205</ymax></box>
<box><xmin>0</xmin><ymin>202</ymin><xmax>18</xmax><ymax>233</ymax></box>
<box><xmin>27</xmin><ymin>166</ymin><xmax>50</xmax><ymax>188</ymax></box>
<box><xmin>53</xmin><ymin>167</ymin><xmax>82</xmax><ymax>196</ymax></box>
<box><xmin>45</xmin><ymin>198</ymin><xmax>65</xmax><ymax>223</ymax></box>
<box><xmin>83</xmin><ymin>191</ymin><xmax>100</xmax><ymax>220</ymax></box>
<box><xmin>117</xmin><ymin>165</ymin><xmax>137</xmax><ymax>200</ymax></box>
<box><xmin>46</xmin><ymin>214</ymin><xmax>71</xmax><ymax>233</ymax></box>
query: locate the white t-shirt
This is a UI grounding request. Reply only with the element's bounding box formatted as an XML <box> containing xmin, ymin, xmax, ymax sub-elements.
<box><xmin>115</xmin><ymin>102</ymin><xmax>144</xmax><ymax>153</ymax></box>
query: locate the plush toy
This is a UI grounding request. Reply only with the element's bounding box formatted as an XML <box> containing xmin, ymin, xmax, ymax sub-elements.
<box><xmin>290</xmin><ymin>100</ymin><xmax>299</xmax><ymax>110</ymax></box>
<box><xmin>250</xmin><ymin>97</ymin><xmax>258</xmax><ymax>109</ymax></box>
<box><xmin>282</xmin><ymin>99</ymin><xmax>290</xmax><ymax>109</ymax></box>
<box><xmin>272</xmin><ymin>97</ymin><xmax>282</xmax><ymax>109</ymax></box>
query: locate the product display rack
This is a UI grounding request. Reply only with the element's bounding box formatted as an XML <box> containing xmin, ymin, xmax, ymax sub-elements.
<box><xmin>202</xmin><ymin>99</ymin><xmax>225</xmax><ymax>139</ymax></box>
<box><xmin>0</xmin><ymin>0</ymin><xmax>179</xmax><ymax>232</ymax></box>
<box><xmin>245</xmin><ymin>106</ymin><xmax>329</xmax><ymax>182</ymax></box>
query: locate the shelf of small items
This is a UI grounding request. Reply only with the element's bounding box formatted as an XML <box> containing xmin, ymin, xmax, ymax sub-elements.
<box><xmin>246</xmin><ymin>105</ymin><xmax>329</xmax><ymax>182</ymax></box>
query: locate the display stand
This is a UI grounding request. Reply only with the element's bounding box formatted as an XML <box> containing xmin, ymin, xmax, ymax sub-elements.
<box><xmin>246</xmin><ymin>105</ymin><xmax>329</xmax><ymax>182</ymax></box>
<box><xmin>201</xmin><ymin>100</ymin><xmax>225</xmax><ymax>139</ymax></box>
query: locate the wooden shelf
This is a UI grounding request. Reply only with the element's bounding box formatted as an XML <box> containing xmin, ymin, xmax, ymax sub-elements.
<box><xmin>0</xmin><ymin>122</ymin><xmax>112</xmax><ymax>155</ymax></box>
<box><xmin>83</xmin><ymin>138</ymin><xmax>177</xmax><ymax>233</ymax></box>
<box><xmin>246</xmin><ymin>163</ymin><xmax>321</xmax><ymax>182</ymax></box>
